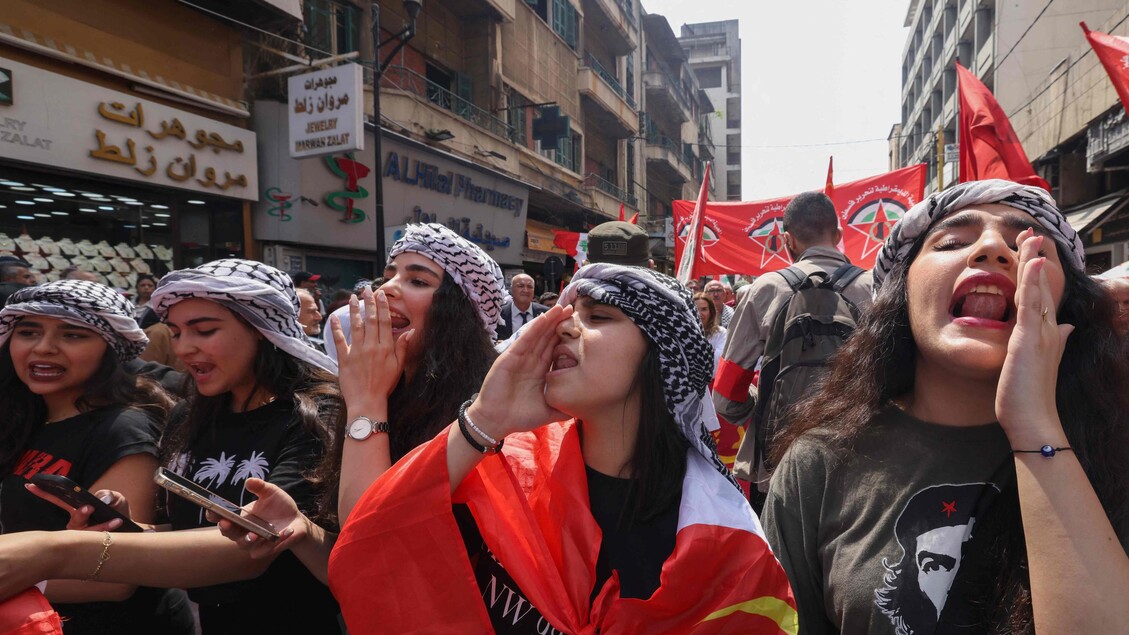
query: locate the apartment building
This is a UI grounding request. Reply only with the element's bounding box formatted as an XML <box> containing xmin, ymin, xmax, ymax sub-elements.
<box><xmin>679</xmin><ymin>20</ymin><xmax>741</xmax><ymax>200</ymax></box>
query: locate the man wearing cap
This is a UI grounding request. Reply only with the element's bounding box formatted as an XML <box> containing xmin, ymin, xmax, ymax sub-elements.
<box><xmin>0</xmin><ymin>256</ymin><xmax>36</xmax><ymax>305</ymax></box>
<box><xmin>495</xmin><ymin>273</ymin><xmax>548</xmax><ymax>341</ymax></box>
<box><xmin>585</xmin><ymin>221</ymin><xmax>653</xmax><ymax>268</ymax></box>
<box><xmin>291</xmin><ymin>271</ymin><xmax>326</xmax><ymax>314</ymax></box>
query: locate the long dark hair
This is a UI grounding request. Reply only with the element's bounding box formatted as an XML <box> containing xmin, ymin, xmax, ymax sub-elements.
<box><xmin>773</xmin><ymin>237</ymin><xmax>1129</xmax><ymax>632</ymax></box>
<box><xmin>159</xmin><ymin>333</ymin><xmax>343</xmax><ymax>509</ymax></box>
<box><xmin>0</xmin><ymin>341</ymin><xmax>174</xmax><ymax>475</ymax></box>
<box><xmin>614</xmin><ymin>344</ymin><xmax>689</xmax><ymax>526</ymax></box>
<box><xmin>316</xmin><ymin>272</ymin><xmax>496</xmax><ymax>522</ymax></box>
<box><xmin>693</xmin><ymin>292</ymin><xmax>720</xmax><ymax>337</ymax></box>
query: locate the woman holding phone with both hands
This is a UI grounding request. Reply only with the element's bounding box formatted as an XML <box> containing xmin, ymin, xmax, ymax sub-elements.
<box><xmin>0</xmin><ymin>260</ymin><xmax>344</xmax><ymax>633</ymax></box>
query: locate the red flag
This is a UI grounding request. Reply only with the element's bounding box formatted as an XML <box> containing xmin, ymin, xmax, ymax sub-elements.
<box><xmin>673</xmin><ymin>195</ymin><xmax>794</xmax><ymax>278</ymax></box>
<box><xmin>676</xmin><ymin>162</ymin><xmax>713</xmax><ymax>283</ymax></box>
<box><xmin>1081</xmin><ymin>22</ymin><xmax>1129</xmax><ymax>117</ymax></box>
<box><xmin>956</xmin><ymin>63</ymin><xmax>1050</xmax><ymax>190</ymax></box>
<box><xmin>330</xmin><ymin>421</ymin><xmax>797</xmax><ymax>634</ymax></box>
<box><xmin>826</xmin><ymin>164</ymin><xmax>927</xmax><ymax>269</ymax></box>
<box><xmin>824</xmin><ymin>156</ymin><xmax>834</xmax><ymax>199</ymax></box>
<box><xmin>552</xmin><ymin>230</ymin><xmax>581</xmax><ymax>256</ymax></box>
<box><xmin>618</xmin><ymin>203</ymin><xmax>625</xmax><ymax>222</ymax></box>
<box><xmin>628</xmin><ymin>212</ymin><xmax>639</xmax><ymax>225</ymax></box>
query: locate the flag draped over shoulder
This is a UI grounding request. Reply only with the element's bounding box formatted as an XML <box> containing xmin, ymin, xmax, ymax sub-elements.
<box><xmin>956</xmin><ymin>63</ymin><xmax>1050</xmax><ymax>190</ymax></box>
<box><xmin>672</xmin><ymin>196</ymin><xmax>794</xmax><ymax>278</ymax></box>
<box><xmin>1082</xmin><ymin>22</ymin><xmax>1129</xmax><ymax>117</ymax></box>
<box><xmin>0</xmin><ymin>588</ymin><xmax>61</xmax><ymax>635</ymax></box>
<box><xmin>328</xmin><ymin>421</ymin><xmax>797</xmax><ymax>635</ymax></box>
<box><xmin>826</xmin><ymin>164</ymin><xmax>927</xmax><ymax>269</ymax></box>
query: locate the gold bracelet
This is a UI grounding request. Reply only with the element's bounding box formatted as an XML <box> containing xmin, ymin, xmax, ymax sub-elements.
<box><xmin>86</xmin><ymin>532</ymin><xmax>113</xmax><ymax>581</ymax></box>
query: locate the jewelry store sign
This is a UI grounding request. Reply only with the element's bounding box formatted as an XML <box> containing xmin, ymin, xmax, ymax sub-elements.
<box><xmin>0</xmin><ymin>57</ymin><xmax>257</xmax><ymax>200</ymax></box>
<box><xmin>288</xmin><ymin>64</ymin><xmax>364</xmax><ymax>158</ymax></box>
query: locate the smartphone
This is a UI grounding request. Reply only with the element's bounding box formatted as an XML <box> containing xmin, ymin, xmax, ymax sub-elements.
<box><xmin>28</xmin><ymin>473</ymin><xmax>144</xmax><ymax>533</ymax></box>
<box><xmin>153</xmin><ymin>468</ymin><xmax>279</xmax><ymax>540</ymax></box>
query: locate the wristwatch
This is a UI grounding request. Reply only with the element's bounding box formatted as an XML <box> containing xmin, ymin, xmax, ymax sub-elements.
<box><xmin>347</xmin><ymin>416</ymin><xmax>389</xmax><ymax>441</ymax></box>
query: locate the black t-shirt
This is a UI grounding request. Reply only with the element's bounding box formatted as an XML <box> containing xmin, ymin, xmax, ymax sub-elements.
<box><xmin>164</xmin><ymin>399</ymin><xmax>340</xmax><ymax>633</ymax></box>
<box><xmin>457</xmin><ymin>466</ymin><xmax>681</xmax><ymax>634</ymax></box>
<box><xmin>1</xmin><ymin>407</ymin><xmax>193</xmax><ymax>635</ymax></box>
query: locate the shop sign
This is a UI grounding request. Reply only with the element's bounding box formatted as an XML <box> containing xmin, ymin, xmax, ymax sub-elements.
<box><xmin>1087</xmin><ymin>108</ymin><xmax>1129</xmax><ymax>172</ymax></box>
<box><xmin>0</xmin><ymin>57</ymin><xmax>257</xmax><ymax>200</ymax></box>
<box><xmin>288</xmin><ymin>64</ymin><xmax>363</xmax><ymax>158</ymax></box>
<box><xmin>253</xmin><ymin>101</ymin><xmax>528</xmax><ymax>264</ymax></box>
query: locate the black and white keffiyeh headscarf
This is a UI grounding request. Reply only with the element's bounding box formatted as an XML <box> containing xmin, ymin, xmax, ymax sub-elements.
<box><xmin>559</xmin><ymin>263</ymin><xmax>739</xmax><ymax>488</ymax></box>
<box><xmin>389</xmin><ymin>223</ymin><xmax>505</xmax><ymax>335</ymax></box>
<box><xmin>150</xmin><ymin>259</ymin><xmax>337</xmax><ymax>375</ymax></box>
<box><xmin>873</xmin><ymin>179</ymin><xmax>1085</xmax><ymax>290</ymax></box>
<box><xmin>0</xmin><ymin>280</ymin><xmax>148</xmax><ymax>363</ymax></box>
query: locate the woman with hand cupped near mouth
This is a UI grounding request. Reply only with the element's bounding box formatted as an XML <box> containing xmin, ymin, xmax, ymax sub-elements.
<box><xmin>762</xmin><ymin>180</ymin><xmax>1129</xmax><ymax>634</ymax></box>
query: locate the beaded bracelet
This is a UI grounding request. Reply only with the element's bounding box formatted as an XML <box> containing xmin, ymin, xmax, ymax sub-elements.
<box><xmin>458</xmin><ymin>395</ymin><xmax>504</xmax><ymax>455</ymax></box>
<box><xmin>1012</xmin><ymin>445</ymin><xmax>1073</xmax><ymax>458</ymax></box>
<box><xmin>86</xmin><ymin>531</ymin><xmax>113</xmax><ymax>581</ymax></box>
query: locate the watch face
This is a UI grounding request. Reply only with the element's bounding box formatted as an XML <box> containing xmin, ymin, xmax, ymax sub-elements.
<box><xmin>348</xmin><ymin>418</ymin><xmax>372</xmax><ymax>440</ymax></box>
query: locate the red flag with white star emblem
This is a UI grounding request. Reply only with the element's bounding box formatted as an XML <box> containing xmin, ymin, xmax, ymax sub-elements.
<box><xmin>672</xmin><ymin>195</ymin><xmax>795</xmax><ymax>277</ymax></box>
<box><xmin>826</xmin><ymin>164</ymin><xmax>927</xmax><ymax>269</ymax></box>
<box><xmin>1082</xmin><ymin>22</ymin><xmax>1129</xmax><ymax>118</ymax></box>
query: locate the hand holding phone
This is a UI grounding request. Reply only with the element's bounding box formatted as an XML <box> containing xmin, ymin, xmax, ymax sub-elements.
<box><xmin>154</xmin><ymin>468</ymin><xmax>279</xmax><ymax>540</ymax></box>
<box><xmin>28</xmin><ymin>474</ymin><xmax>144</xmax><ymax>532</ymax></box>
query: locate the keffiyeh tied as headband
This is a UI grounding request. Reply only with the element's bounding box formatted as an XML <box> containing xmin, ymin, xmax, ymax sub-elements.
<box><xmin>873</xmin><ymin>179</ymin><xmax>1085</xmax><ymax>289</ymax></box>
<box><xmin>559</xmin><ymin>263</ymin><xmax>739</xmax><ymax>488</ymax></box>
<box><xmin>0</xmin><ymin>280</ymin><xmax>148</xmax><ymax>363</ymax></box>
<box><xmin>390</xmin><ymin>223</ymin><xmax>505</xmax><ymax>334</ymax></box>
<box><xmin>150</xmin><ymin>259</ymin><xmax>337</xmax><ymax>375</ymax></box>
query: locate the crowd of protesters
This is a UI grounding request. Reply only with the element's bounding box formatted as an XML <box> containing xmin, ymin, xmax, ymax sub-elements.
<box><xmin>0</xmin><ymin>178</ymin><xmax>1125</xmax><ymax>634</ymax></box>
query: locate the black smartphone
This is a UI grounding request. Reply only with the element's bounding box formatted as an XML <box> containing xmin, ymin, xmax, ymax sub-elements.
<box><xmin>154</xmin><ymin>468</ymin><xmax>279</xmax><ymax>540</ymax></box>
<box><xmin>28</xmin><ymin>473</ymin><xmax>144</xmax><ymax>532</ymax></box>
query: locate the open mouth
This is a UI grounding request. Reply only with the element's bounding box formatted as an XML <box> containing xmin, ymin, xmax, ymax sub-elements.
<box><xmin>187</xmin><ymin>362</ymin><xmax>216</xmax><ymax>379</ymax></box>
<box><xmin>549</xmin><ymin>345</ymin><xmax>578</xmax><ymax>372</ymax></box>
<box><xmin>27</xmin><ymin>362</ymin><xmax>66</xmax><ymax>380</ymax></box>
<box><xmin>389</xmin><ymin>310</ymin><xmax>410</xmax><ymax>331</ymax></box>
<box><xmin>949</xmin><ymin>274</ymin><xmax>1017</xmax><ymax>324</ymax></box>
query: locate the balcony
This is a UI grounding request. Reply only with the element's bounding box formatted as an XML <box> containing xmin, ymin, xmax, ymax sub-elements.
<box><xmin>584</xmin><ymin>172</ymin><xmax>639</xmax><ymax>210</ymax></box>
<box><xmin>643</xmin><ymin>67</ymin><xmax>693</xmax><ymax>123</ymax></box>
<box><xmin>381</xmin><ymin>65</ymin><xmax>515</xmax><ymax>142</ymax></box>
<box><xmin>441</xmin><ymin>0</ymin><xmax>516</xmax><ymax>21</ymax></box>
<box><xmin>644</xmin><ymin>134</ymin><xmax>692</xmax><ymax>184</ymax></box>
<box><xmin>579</xmin><ymin>53</ymin><xmax>639</xmax><ymax>137</ymax></box>
<box><xmin>582</xmin><ymin>0</ymin><xmax>637</xmax><ymax>54</ymax></box>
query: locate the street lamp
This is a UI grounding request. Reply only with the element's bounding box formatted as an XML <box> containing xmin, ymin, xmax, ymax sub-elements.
<box><xmin>372</xmin><ymin>0</ymin><xmax>422</xmax><ymax>269</ymax></box>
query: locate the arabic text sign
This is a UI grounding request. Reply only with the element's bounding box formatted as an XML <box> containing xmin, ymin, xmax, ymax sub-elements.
<box><xmin>0</xmin><ymin>57</ymin><xmax>257</xmax><ymax>200</ymax></box>
<box><xmin>288</xmin><ymin>64</ymin><xmax>364</xmax><ymax>158</ymax></box>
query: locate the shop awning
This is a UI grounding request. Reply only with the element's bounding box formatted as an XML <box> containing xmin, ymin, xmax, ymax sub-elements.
<box><xmin>0</xmin><ymin>22</ymin><xmax>250</xmax><ymax>118</ymax></box>
<box><xmin>1064</xmin><ymin>192</ymin><xmax>1126</xmax><ymax>234</ymax></box>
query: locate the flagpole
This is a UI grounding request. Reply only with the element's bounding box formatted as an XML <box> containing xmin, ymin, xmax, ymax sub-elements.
<box><xmin>677</xmin><ymin>161</ymin><xmax>712</xmax><ymax>284</ymax></box>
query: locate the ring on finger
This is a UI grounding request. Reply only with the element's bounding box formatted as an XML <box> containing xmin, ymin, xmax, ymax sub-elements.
<box><xmin>1041</xmin><ymin>306</ymin><xmax>1048</xmax><ymax>322</ymax></box>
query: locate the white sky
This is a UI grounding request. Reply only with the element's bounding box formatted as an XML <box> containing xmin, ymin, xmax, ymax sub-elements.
<box><xmin>641</xmin><ymin>0</ymin><xmax>911</xmax><ymax>200</ymax></box>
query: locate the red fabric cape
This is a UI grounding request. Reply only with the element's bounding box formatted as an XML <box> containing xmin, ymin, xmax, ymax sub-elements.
<box><xmin>329</xmin><ymin>421</ymin><xmax>797</xmax><ymax>634</ymax></box>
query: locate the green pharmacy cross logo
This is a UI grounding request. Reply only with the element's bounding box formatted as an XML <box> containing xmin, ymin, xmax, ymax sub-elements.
<box><xmin>325</xmin><ymin>153</ymin><xmax>371</xmax><ymax>224</ymax></box>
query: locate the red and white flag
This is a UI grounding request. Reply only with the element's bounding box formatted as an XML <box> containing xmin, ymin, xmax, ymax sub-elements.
<box><xmin>826</xmin><ymin>164</ymin><xmax>927</xmax><ymax>269</ymax></box>
<box><xmin>673</xmin><ymin>195</ymin><xmax>794</xmax><ymax>278</ymax></box>
<box><xmin>676</xmin><ymin>162</ymin><xmax>713</xmax><ymax>284</ymax></box>
<box><xmin>330</xmin><ymin>421</ymin><xmax>797</xmax><ymax>634</ymax></box>
<box><xmin>1082</xmin><ymin>22</ymin><xmax>1129</xmax><ymax>117</ymax></box>
<box><xmin>956</xmin><ymin>62</ymin><xmax>1050</xmax><ymax>190</ymax></box>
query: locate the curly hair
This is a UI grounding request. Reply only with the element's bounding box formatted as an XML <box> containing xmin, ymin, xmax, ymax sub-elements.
<box><xmin>772</xmin><ymin>236</ymin><xmax>1129</xmax><ymax>632</ymax></box>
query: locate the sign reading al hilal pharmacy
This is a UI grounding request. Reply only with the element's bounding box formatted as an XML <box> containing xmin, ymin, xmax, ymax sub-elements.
<box><xmin>288</xmin><ymin>64</ymin><xmax>364</xmax><ymax>158</ymax></box>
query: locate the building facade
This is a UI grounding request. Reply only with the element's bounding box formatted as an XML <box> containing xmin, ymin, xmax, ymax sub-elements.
<box><xmin>679</xmin><ymin>20</ymin><xmax>741</xmax><ymax>200</ymax></box>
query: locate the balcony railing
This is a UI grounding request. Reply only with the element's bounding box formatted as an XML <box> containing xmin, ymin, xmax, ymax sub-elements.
<box><xmin>644</xmin><ymin>63</ymin><xmax>693</xmax><ymax>117</ymax></box>
<box><xmin>584</xmin><ymin>172</ymin><xmax>638</xmax><ymax>207</ymax></box>
<box><xmin>584</xmin><ymin>52</ymin><xmax>635</xmax><ymax>109</ymax></box>
<box><xmin>382</xmin><ymin>65</ymin><xmax>516</xmax><ymax>142</ymax></box>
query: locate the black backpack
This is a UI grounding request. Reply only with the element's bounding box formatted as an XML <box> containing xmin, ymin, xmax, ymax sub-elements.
<box><xmin>752</xmin><ymin>263</ymin><xmax>864</xmax><ymax>472</ymax></box>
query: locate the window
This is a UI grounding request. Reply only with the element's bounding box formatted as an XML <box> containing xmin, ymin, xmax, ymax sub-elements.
<box><xmin>540</xmin><ymin>131</ymin><xmax>581</xmax><ymax>172</ymax></box>
<box><xmin>505</xmin><ymin>86</ymin><xmax>529</xmax><ymax>147</ymax></box>
<box><xmin>697</xmin><ymin>67</ymin><xmax>722</xmax><ymax>89</ymax></box>
<box><xmin>525</xmin><ymin>0</ymin><xmax>548</xmax><ymax>22</ymax></box>
<box><xmin>552</xmin><ymin>0</ymin><xmax>579</xmax><ymax>50</ymax></box>
<box><xmin>304</xmin><ymin>0</ymin><xmax>360</xmax><ymax>55</ymax></box>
